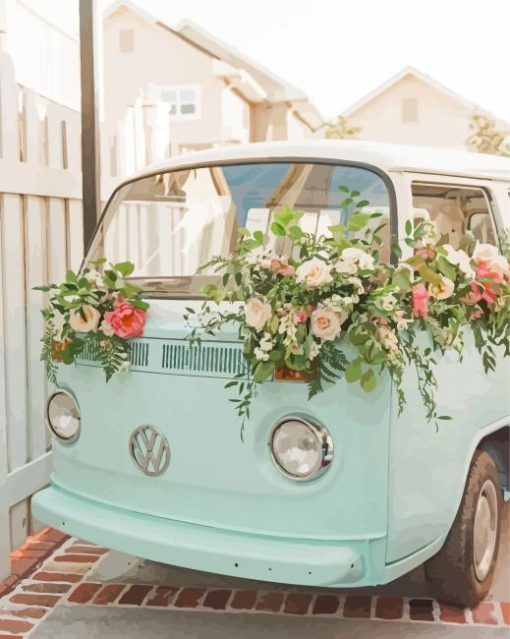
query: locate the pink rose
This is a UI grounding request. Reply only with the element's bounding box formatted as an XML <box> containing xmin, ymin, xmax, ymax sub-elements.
<box><xmin>104</xmin><ymin>302</ymin><xmax>146</xmax><ymax>339</ymax></box>
<box><xmin>270</xmin><ymin>256</ymin><xmax>295</xmax><ymax>277</ymax></box>
<box><xmin>412</xmin><ymin>283</ymin><xmax>429</xmax><ymax>318</ymax></box>
<box><xmin>294</xmin><ymin>307</ymin><xmax>308</xmax><ymax>324</ymax></box>
<box><xmin>469</xmin><ymin>308</ymin><xmax>484</xmax><ymax>321</ymax></box>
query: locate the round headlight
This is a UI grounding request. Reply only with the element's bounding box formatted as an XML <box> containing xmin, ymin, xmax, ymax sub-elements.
<box><xmin>46</xmin><ymin>390</ymin><xmax>81</xmax><ymax>442</ymax></box>
<box><xmin>269</xmin><ymin>416</ymin><xmax>333</xmax><ymax>481</ymax></box>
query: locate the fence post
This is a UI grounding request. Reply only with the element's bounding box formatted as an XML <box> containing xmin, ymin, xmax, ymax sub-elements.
<box><xmin>79</xmin><ymin>0</ymin><xmax>101</xmax><ymax>254</ymax></box>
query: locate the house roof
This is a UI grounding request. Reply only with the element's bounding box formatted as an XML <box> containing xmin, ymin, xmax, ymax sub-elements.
<box><xmin>342</xmin><ymin>66</ymin><xmax>509</xmax><ymax>127</ymax></box>
<box><xmin>175</xmin><ymin>19</ymin><xmax>305</xmax><ymax>103</ymax></box>
<box><xmin>128</xmin><ymin>139</ymin><xmax>510</xmax><ymax>183</ymax></box>
<box><xmin>104</xmin><ymin>2</ymin><xmax>324</xmax><ymax>127</ymax></box>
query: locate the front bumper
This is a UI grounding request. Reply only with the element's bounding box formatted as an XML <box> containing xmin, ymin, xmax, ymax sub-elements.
<box><xmin>33</xmin><ymin>484</ymin><xmax>375</xmax><ymax>587</ymax></box>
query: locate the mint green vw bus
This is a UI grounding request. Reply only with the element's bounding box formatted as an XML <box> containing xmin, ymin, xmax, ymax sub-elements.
<box><xmin>33</xmin><ymin>141</ymin><xmax>510</xmax><ymax>608</ymax></box>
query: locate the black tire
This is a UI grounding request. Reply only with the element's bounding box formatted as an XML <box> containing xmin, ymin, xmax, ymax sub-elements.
<box><xmin>424</xmin><ymin>450</ymin><xmax>502</xmax><ymax>608</ymax></box>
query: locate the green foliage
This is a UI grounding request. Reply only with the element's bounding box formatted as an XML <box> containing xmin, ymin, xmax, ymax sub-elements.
<box><xmin>38</xmin><ymin>261</ymin><xmax>149</xmax><ymax>383</ymax></box>
<box><xmin>187</xmin><ymin>183</ymin><xmax>510</xmax><ymax>433</ymax></box>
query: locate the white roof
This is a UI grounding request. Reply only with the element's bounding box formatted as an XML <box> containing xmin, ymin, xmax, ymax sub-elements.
<box><xmin>129</xmin><ymin>140</ymin><xmax>510</xmax><ymax>182</ymax></box>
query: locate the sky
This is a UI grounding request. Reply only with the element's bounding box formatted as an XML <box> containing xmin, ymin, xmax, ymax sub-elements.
<box><xmin>24</xmin><ymin>0</ymin><xmax>510</xmax><ymax>121</ymax></box>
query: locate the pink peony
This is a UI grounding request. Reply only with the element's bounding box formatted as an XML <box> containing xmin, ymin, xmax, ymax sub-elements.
<box><xmin>104</xmin><ymin>301</ymin><xmax>146</xmax><ymax>339</ymax></box>
<box><xmin>412</xmin><ymin>283</ymin><xmax>429</xmax><ymax>318</ymax></box>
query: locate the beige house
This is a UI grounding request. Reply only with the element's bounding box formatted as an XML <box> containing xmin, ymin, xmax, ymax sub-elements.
<box><xmin>342</xmin><ymin>66</ymin><xmax>509</xmax><ymax>150</ymax></box>
<box><xmin>103</xmin><ymin>1</ymin><xmax>323</xmax><ymax>154</ymax></box>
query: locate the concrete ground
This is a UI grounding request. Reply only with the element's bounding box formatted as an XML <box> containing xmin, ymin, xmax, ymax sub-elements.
<box><xmin>25</xmin><ymin>503</ymin><xmax>509</xmax><ymax>639</ymax></box>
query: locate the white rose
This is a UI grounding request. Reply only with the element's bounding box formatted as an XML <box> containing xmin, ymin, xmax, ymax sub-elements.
<box><xmin>69</xmin><ymin>304</ymin><xmax>100</xmax><ymax>333</ymax></box>
<box><xmin>296</xmin><ymin>258</ymin><xmax>333</xmax><ymax>288</ymax></box>
<box><xmin>311</xmin><ymin>308</ymin><xmax>342</xmax><ymax>341</ymax></box>
<box><xmin>335</xmin><ymin>247</ymin><xmax>375</xmax><ymax>274</ymax></box>
<box><xmin>429</xmin><ymin>276</ymin><xmax>455</xmax><ymax>300</ymax></box>
<box><xmin>443</xmin><ymin>245</ymin><xmax>475</xmax><ymax>279</ymax></box>
<box><xmin>472</xmin><ymin>243</ymin><xmax>499</xmax><ymax>264</ymax></box>
<box><xmin>245</xmin><ymin>297</ymin><xmax>272</xmax><ymax>332</ymax></box>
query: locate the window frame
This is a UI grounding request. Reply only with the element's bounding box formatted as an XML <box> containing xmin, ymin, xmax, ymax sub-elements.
<box><xmin>402</xmin><ymin>173</ymin><xmax>503</xmax><ymax>255</ymax></box>
<box><xmin>84</xmin><ymin>158</ymin><xmax>399</xmax><ymax>279</ymax></box>
<box><xmin>157</xmin><ymin>84</ymin><xmax>202</xmax><ymax>121</ymax></box>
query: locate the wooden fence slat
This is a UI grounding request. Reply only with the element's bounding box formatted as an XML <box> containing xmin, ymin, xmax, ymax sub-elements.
<box><xmin>24</xmin><ymin>196</ymin><xmax>48</xmax><ymax>461</ymax></box>
<box><xmin>47</xmin><ymin>198</ymin><xmax>67</xmax><ymax>282</ymax></box>
<box><xmin>0</xmin><ymin>194</ymin><xmax>28</xmax><ymax>472</ymax></box>
<box><xmin>67</xmin><ymin>199</ymin><xmax>83</xmax><ymax>271</ymax></box>
<box><xmin>0</xmin><ymin>196</ymin><xmax>11</xmax><ymax>578</ymax></box>
<box><xmin>0</xmin><ymin>51</ymin><xmax>19</xmax><ymax>161</ymax></box>
<box><xmin>45</xmin><ymin>102</ymin><xmax>64</xmax><ymax>169</ymax></box>
<box><xmin>21</xmin><ymin>89</ymin><xmax>40</xmax><ymax>164</ymax></box>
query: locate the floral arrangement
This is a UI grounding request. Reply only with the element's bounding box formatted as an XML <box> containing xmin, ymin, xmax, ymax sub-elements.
<box><xmin>38</xmin><ymin>260</ymin><xmax>149</xmax><ymax>383</ymax></box>
<box><xmin>186</xmin><ymin>187</ymin><xmax>510</xmax><ymax>428</ymax></box>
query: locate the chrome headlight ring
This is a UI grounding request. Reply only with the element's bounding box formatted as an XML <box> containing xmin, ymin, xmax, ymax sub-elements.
<box><xmin>269</xmin><ymin>416</ymin><xmax>334</xmax><ymax>481</ymax></box>
<box><xmin>46</xmin><ymin>389</ymin><xmax>81</xmax><ymax>443</ymax></box>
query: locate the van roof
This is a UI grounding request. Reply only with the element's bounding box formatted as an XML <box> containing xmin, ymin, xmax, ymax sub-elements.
<box><xmin>131</xmin><ymin>140</ymin><xmax>510</xmax><ymax>183</ymax></box>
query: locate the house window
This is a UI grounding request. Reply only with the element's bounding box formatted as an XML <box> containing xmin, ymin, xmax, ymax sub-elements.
<box><xmin>402</xmin><ymin>97</ymin><xmax>418</xmax><ymax>123</ymax></box>
<box><xmin>119</xmin><ymin>29</ymin><xmax>134</xmax><ymax>53</ymax></box>
<box><xmin>159</xmin><ymin>86</ymin><xmax>201</xmax><ymax>120</ymax></box>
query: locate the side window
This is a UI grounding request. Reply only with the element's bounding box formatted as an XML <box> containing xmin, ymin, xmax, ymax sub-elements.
<box><xmin>411</xmin><ymin>183</ymin><xmax>496</xmax><ymax>246</ymax></box>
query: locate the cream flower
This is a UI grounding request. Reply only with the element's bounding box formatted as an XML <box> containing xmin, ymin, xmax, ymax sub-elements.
<box><xmin>443</xmin><ymin>244</ymin><xmax>475</xmax><ymax>279</ymax></box>
<box><xmin>393</xmin><ymin>310</ymin><xmax>412</xmax><ymax>331</ymax></box>
<box><xmin>296</xmin><ymin>258</ymin><xmax>333</xmax><ymax>288</ymax></box>
<box><xmin>245</xmin><ymin>297</ymin><xmax>272</xmax><ymax>332</ymax></box>
<box><xmin>308</xmin><ymin>341</ymin><xmax>321</xmax><ymax>360</ymax></box>
<box><xmin>99</xmin><ymin>319</ymin><xmax>115</xmax><ymax>336</ymax></box>
<box><xmin>254</xmin><ymin>347</ymin><xmax>270</xmax><ymax>362</ymax></box>
<box><xmin>244</xmin><ymin>246</ymin><xmax>273</xmax><ymax>269</ymax></box>
<box><xmin>378</xmin><ymin>325</ymin><xmax>399</xmax><ymax>352</ymax></box>
<box><xmin>258</xmin><ymin>332</ymin><xmax>274</xmax><ymax>352</ymax></box>
<box><xmin>311</xmin><ymin>308</ymin><xmax>342</xmax><ymax>341</ymax></box>
<box><xmin>84</xmin><ymin>268</ymin><xmax>104</xmax><ymax>288</ymax></box>
<box><xmin>69</xmin><ymin>305</ymin><xmax>100</xmax><ymax>333</ymax></box>
<box><xmin>429</xmin><ymin>276</ymin><xmax>455</xmax><ymax>300</ymax></box>
<box><xmin>335</xmin><ymin>247</ymin><xmax>375</xmax><ymax>274</ymax></box>
<box><xmin>381</xmin><ymin>293</ymin><xmax>398</xmax><ymax>311</ymax></box>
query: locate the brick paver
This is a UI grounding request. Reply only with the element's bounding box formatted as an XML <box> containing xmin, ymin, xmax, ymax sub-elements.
<box><xmin>1</xmin><ymin>527</ymin><xmax>509</xmax><ymax>636</ymax></box>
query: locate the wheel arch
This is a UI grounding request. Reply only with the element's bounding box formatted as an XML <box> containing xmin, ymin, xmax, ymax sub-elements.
<box><xmin>476</xmin><ymin>425</ymin><xmax>509</xmax><ymax>495</ymax></box>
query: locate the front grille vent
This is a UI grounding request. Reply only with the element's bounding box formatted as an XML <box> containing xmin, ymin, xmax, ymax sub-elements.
<box><xmin>161</xmin><ymin>342</ymin><xmax>248</xmax><ymax>378</ymax></box>
<box><xmin>130</xmin><ymin>341</ymin><xmax>149</xmax><ymax>368</ymax></box>
<box><xmin>77</xmin><ymin>340</ymin><xmax>150</xmax><ymax>369</ymax></box>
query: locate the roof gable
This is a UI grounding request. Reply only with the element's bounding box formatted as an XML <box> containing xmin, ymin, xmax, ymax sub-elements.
<box><xmin>343</xmin><ymin>66</ymin><xmax>509</xmax><ymax>127</ymax></box>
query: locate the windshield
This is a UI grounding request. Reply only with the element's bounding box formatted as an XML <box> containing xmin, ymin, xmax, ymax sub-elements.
<box><xmin>89</xmin><ymin>161</ymin><xmax>392</xmax><ymax>296</ymax></box>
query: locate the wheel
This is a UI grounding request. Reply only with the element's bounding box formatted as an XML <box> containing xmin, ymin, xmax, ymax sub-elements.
<box><xmin>424</xmin><ymin>450</ymin><xmax>501</xmax><ymax>608</ymax></box>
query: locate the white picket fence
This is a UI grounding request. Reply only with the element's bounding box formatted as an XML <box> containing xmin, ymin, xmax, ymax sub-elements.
<box><xmin>0</xmin><ymin>45</ymin><xmax>176</xmax><ymax>577</ymax></box>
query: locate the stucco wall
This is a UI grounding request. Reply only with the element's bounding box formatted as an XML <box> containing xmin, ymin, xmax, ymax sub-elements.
<box><xmin>103</xmin><ymin>8</ymin><xmax>224</xmax><ymax>150</ymax></box>
<box><xmin>348</xmin><ymin>74</ymin><xmax>474</xmax><ymax>149</ymax></box>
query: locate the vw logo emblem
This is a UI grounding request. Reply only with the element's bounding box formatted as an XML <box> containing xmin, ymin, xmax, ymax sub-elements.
<box><xmin>129</xmin><ymin>425</ymin><xmax>170</xmax><ymax>476</ymax></box>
